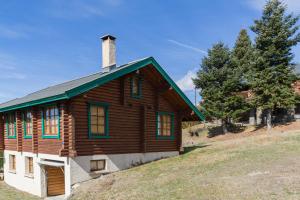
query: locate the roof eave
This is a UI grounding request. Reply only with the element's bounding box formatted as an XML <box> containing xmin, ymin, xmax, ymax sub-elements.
<box><xmin>0</xmin><ymin>93</ymin><xmax>69</xmax><ymax>113</ymax></box>
<box><xmin>0</xmin><ymin>57</ymin><xmax>205</xmax><ymax>121</ymax></box>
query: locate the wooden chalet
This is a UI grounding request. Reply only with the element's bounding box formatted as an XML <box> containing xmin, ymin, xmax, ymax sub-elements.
<box><xmin>0</xmin><ymin>35</ymin><xmax>204</xmax><ymax>198</ymax></box>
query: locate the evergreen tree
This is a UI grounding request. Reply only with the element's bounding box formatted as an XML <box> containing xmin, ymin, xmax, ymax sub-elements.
<box><xmin>193</xmin><ymin>42</ymin><xmax>248</xmax><ymax>133</ymax></box>
<box><xmin>250</xmin><ymin>0</ymin><xmax>300</xmax><ymax>130</ymax></box>
<box><xmin>232</xmin><ymin>29</ymin><xmax>254</xmax><ymax>88</ymax></box>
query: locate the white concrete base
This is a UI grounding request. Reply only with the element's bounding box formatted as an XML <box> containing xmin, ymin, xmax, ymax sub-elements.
<box><xmin>3</xmin><ymin>150</ymin><xmax>71</xmax><ymax>198</ymax></box>
<box><xmin>70</xmin><ymin>151</ymin><xmax>179</xmax><ymax>185</ymax></box>
<box><xmin>3</xmin><ymin>150</ymin><xmax>178</xmax><ymax>198</ymax></box>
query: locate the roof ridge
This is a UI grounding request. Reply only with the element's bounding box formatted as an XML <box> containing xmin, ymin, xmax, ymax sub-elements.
<box><xmin>0</xmin><ymin>57</ymin><xmax>151</xmax><ymax>106</ymax></box>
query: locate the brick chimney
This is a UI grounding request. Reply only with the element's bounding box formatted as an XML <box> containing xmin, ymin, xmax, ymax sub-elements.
<box><xmin>101</xmin><ymin>34</ymin><xmax>116</xmax><ymax>72</ymax></box>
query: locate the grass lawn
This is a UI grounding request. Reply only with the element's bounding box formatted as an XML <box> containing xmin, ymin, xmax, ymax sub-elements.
<box><xmin>70</xmin><ymin>130</ymin><xmax>300</xmax><ymax>200</ymax></box>
<box><xmin>0</xmin><ymin>182</ymin><xmax>41</xmax><ymax>200</ymax></box>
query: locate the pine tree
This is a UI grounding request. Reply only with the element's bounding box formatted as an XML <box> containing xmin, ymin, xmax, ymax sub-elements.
<box><xmin>193</xmin><ymin>42</ymin><xmax>248</xmax><ymax>133</ymax></box>
<box><xmin>232</xmin><ymin>29</ymin><xmax>254</xmax><ymax>88</ymax></box>
<box><xmin>250</xmin><ymin>0</ymin><xmax>300</xmax><ymax>130</ymax></box>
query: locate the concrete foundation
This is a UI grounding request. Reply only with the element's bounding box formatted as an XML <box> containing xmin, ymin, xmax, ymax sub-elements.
<box><xmin>3</xmin><ymin>150</ymin><xmax>178</xmax><ymax>198</ymax></box>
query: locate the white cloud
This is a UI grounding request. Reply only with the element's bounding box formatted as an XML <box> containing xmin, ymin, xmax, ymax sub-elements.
<box><xmin>168</xmin><ymin>39</ymin><xmax>207</xmax><ymax>55</ymax></box>
<box><xmin>176</xmin><ymin>69</ymin><xmax>197</xmax><ymax>92</ymax></box>
<box><xmin>247</xmin><ymin>0</ymin><xmax>300</xmax><ymax>13</ymax></box>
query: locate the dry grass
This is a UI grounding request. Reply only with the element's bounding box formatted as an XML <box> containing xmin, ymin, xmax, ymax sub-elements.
<box><xmin>70</xmin><ymin>128</ymin><xmax>300</xmax><ymax>200</ymax></box>
<box><xmin>0</xmin><ymin>182</ymin><xmax>41</xmax><ymax>200</ymax></box>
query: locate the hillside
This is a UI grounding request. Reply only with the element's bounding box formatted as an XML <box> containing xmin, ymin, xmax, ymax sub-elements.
<box><xmin>70</xmin><ymin>123</ymin><xmax>300</xmax><ymax>200</ymax></box>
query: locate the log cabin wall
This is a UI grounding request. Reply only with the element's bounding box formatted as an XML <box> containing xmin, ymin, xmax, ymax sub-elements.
<box><xmin>2</xmin><ymin>103</ymin><xmax>71</xmax><ymax>155</ymax></box>
<box><xmin>36</xmin><ymin>103</ymin><xmax>67</xmax><ymax>155</ymax></box>
<box><xmin>3</xmin><ymin>112</ymin><xmax>17</xmax><ymax>151</ymax></box>
<box><xmin>0</xmin><ymin>114</ymin><xmax>4</xmax><ymax>151</ymax></box>
<box><xmin>1</xmin><ymin>69</ymin><xmax>184</xmax><ymax>156</ymax></box>
<box><xmin>71</xmin><ymin>71</ymin><xmax>182</xmax><ymax>156</ymax></box>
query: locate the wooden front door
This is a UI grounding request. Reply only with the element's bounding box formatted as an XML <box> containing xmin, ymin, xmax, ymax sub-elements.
<box><xmin>46</xmin><ymin>166</ymin><xmax>65</xmax><ymax>196</ymax></box>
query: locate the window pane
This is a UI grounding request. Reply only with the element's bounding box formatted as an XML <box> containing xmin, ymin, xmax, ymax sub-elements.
<box><xmin>132</xmin><ymin>77</ymin><xmax>139</xmax><ymax>95</ymax></box>
<box><xmin>25</xmin><ymin>157</ymin><xmax>33</xmax><ymax>175</ymax></box>
<box><xmin>89</xmin><ymin>105</ymin><xmax>107</xmax><ymax>136</ymax></box>
<box><xmin>90</xmin><ymin>106</ymin><xmax>97</xmax><ymax>115</ymax></box>
<box><xmin>97</xmin><ymin>116</ymin><xmax>105</xmax><ymax>125</ymax></box>
<box><xmin>7</xmin><ymin>114</ymin><xmax>15</xmax><ymax>136</ymax></box>
<box><xmin>97</xmin><ymin>107</ymin><xmax>104</xmax><ymax>116</ymax></box>
<box><xmin>90</xmin><ymin>161</ymin><xmax>97</xmax><ymax>171</ymax></box>
<box><xmin>44</xmin><ymin>106</ymin><xmax>59</xmax><ymax>136</ymax></box>
<box><xmin>91</xmin><ymin>116</ymin><xmax>97</xmax><ymax>125</ymax></box>
<box><xmin>90</xmin><ymin>160</ymin><xmax>105</xmax><ymax>171</ymax></box>
<box><xmin>97</xmin><ymin>160</ymin><xmax>105</xmax><ymax>170</ymax></box>
<box><xmin>97</xmin><ymin>125</ymin><xmax>105</xmax><ymax>135</ymax></box>
<box><xmin>158</xmin><ymin>114</ymin><xmax>172</xmax><ymax>137</ymax></box>
<box><xmin>91</xmin><ymin>125</ymin><xmax>98</xmax><ymax>134</ymax></box>
<box><xmin>9</xmin><ymin>155</ymin><xmax>16</xmax><ymax>171</ymax></box>
<box><xmin>25</xmin><ymin>111</ymin><xmax>33</xmax><ymax>136</ymax></box>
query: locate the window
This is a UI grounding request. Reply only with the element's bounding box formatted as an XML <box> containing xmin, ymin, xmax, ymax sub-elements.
<box><xmin>6</xmin><ymin>113</ymin><xmax>16</xmax><ymax>139</ymax></box>
<box><xmin>130</xmin><ymin>76</ymin><xmax>142</xmax><ymax>98</ymax></box>
<box><xmin>9</xmin><ymin>154</ymin><xmax>16</xmax><ymax>172</ymax></box>
<box><xmin>24</xmin><ymin>111</ymin><xmax>33</xmax><ymax>139</ymax></box>
<box><xmin>25</xmin><ymin>157</ymin><xmax>34</xmax><ymax>177</ymax></box>
<box><xmin>42</xmin><ymin>105</ymin><xmax>60</xmax><ymax>139</ymax></box>
<box><xmin>90</xmin><ymin>160</ymin><xmax>106</xmax><ymax>172</ymax></box>
<box><xmin>156</xmin><ymin>112</ymin><xmax>174</xmax><ymax>139</ymax></box>
<box><xmin>88</xmin><ymin>103</ymin><xmax>109</xmax><ymax>138</ymax></box>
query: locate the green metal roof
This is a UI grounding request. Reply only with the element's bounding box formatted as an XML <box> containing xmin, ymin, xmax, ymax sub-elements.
<box><xmin>0</xmin><ymin>57</ymin><xmax>204</xmax><ymax>121</ymax></box>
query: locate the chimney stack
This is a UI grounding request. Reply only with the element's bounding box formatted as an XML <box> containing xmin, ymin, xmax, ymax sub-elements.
<box><xmin>101</xmin><ymin>34</ymin><xmax>116</xmax><ymax>72</ymax></box>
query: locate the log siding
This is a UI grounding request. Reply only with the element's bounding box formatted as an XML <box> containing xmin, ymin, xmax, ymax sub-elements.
<box><xmin>0</xmin><ymin>114</ymin><xmax>4</xmax><ymax>151</ymax></box>
<box><xmin>71</xmin><ymin>72</ymin><xmax>181</xmax><ymax>156</ymax></box>
<box><xmin>1</xmin><ymin>70</ymin><xmax>183</xmax><ymax>156</ymax></box>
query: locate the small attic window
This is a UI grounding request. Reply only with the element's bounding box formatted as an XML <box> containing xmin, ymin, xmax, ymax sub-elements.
<box><xmin>130</xmin><ymin>76</ymin><xmax>142</xmax><ymax>99</ymax></box>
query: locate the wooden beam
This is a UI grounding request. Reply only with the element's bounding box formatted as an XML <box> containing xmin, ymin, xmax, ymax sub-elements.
<box><xmin>140</xmin><ymin>105</ymin><xmax>147</xmax><ymax>153</ymax></box>
<box><xmin>32</xmin><ymin>107</ymin><xmax>38</xmax><ymax>154</ymax></box>
<box><xmin>177</xmin><ymin>113</ymin><xmax>183</xmax><ymax>152</ymax></box>
<box><xmin>16</xmin><ymin>111</ymin><xmax>22</xmax><ymax>152</ymax></box>
<box><xmin>69</xmin><ymin>102</ymin><xmax>77</xmax><ymax>157</ymax></box>
<box><xmin>120</xmin><ymin>77</ymin><xmax>126</xmax><ymax>105</ymax></box>
<box><xmin>59</xmin><ymin>102</ymin><xmax>69</xmax><ymax>156</ymax></box>
<box><xmin>0</xmin><ymin>114</ymin><xmax>4</xmax><ymax>151</ymax></box>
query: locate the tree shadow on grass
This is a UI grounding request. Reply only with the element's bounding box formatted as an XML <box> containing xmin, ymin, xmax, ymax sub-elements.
<box><xmin>207</xmin><ymin>124</ymin><xmax>247</xmax><ymax>138</ymax></box>
<box><xmin>183</xmin><ymin>144</ymin><xmax>211</xmax><ymax>154</ymax></box>
<box><xmin>249</xmin><ymin>120</ymin><xmax>294</xmax><ymax>133</ymax></box>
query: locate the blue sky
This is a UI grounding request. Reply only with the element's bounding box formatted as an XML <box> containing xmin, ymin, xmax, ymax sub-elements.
<box><xmin>0</xmin><ymin>0</ymin><xmax>299</xmax><ymax>104</ymax></box>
